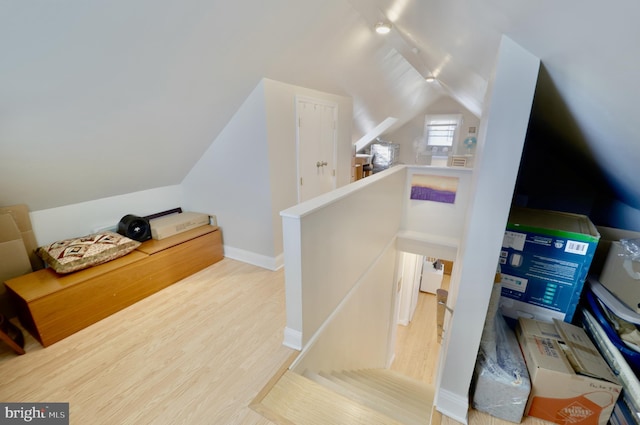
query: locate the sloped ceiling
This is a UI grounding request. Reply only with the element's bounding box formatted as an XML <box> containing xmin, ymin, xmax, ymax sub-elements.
<box><xmin>2</xmin><ymin>0</ymin><xmax>639</xmax><ymax>215</ymax></box>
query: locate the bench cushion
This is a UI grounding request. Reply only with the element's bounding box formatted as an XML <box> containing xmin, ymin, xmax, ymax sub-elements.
<box><xmin>36</xmin><ymin>231</ymin><xmax>140</xmax><ymax>274</ymax></box>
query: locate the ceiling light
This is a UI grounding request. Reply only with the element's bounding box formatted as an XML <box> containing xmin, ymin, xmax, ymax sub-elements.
<box><xmin>374</xmin><ymin>22</ymin><xmax>392</xmax><ymax>34</ymax></box>
<box><xmin>425</xmin><ymin>76</ymin><xmax>436</xmax><ymax>83</ymax></box>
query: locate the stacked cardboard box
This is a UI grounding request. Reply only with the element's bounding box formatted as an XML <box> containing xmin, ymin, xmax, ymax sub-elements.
<box><xmin>149</xmin><ymin>212</ymin><xmax>214</xmax><ymax>240</ymax></box>
<box><xmin>599</xmin><ymin>240</ymin><xmax>640</xmax><ymax>313</ymax></box>
<box><xmin>499</xmin><ymin>207</ymin><xmax>600</xmax><ymax>323</ymax></box>
<box><xmin>0</xmin><ymin>205</ymin><xmax>42</xmax><ymax>317</ymax></box>
<box><xmin>517</xmin><ymin>317</ymin><xmax>621</xmax><ymax>425</ymax></box>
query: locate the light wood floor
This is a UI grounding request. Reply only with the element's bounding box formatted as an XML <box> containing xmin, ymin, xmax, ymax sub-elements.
<box><xmin>391</xmin><ymin>279</ymin><xmax>447</xmax><ymax>385</ymax></box>
<box><xmin>0</xmin><ymin>259</ymin><xmax>294</xmax><ymax>424</ymax></box>
<box><xmin>389</xmin><ymin>277</ymin><xmax>548</xmax><ymax>425</ymax></box>
<box><xmin>0</xmin><ymin>259</ymin><xmax>547</xmax><ymax>425</ymax></box>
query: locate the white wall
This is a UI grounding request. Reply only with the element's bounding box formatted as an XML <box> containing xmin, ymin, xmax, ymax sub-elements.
<box><xmin>282</xmin><ymin>163</ymin><xmax>475</xmax><ymax>376</ymax></box>
<box><xmin>396</xmin><ymin>251</ymin><xmax>422</xmax><ymax>326</ymax></box>
<box><xmin>434</xmin><ymin>36</ymin><xmax>540</xmax><ymax>423</ymax></box>
<box><xmin>402</xmin><ymin>166</ymin><xmax>473</xmax><ymax>241</ymax></box>
<box><xmin>30</xmin><ymin>185</ymin><xmax>183</xmax><ymax>245</ymax></box>
<box><xmin>24</xmin><ymin>77</ymin><xmax>352</xmax><ymax>267</ymax></box>
<box><xmin>283</xmin><ymin>35</ymin><xmax>538</xmax><ymax>423</ymax></box>
<box><xmin>183</xmin><ymin>78</ymin><xmax>353</xmax><ymax>270</ymax></box>
<box><xmin>385</xmin><ymin>97</ymin><xmax>481</xmax><ymax>166</ymax></box>
<box><xmin>281</xmin><ymin>166</ymin><xmax>407</xmax><ymax>350</ymax></box>
<box><xmin>291</xmin><ymin>241</ymin><xmax>398</xmax><ymax>373</ymax></box>
<box><xmin>182</xmin><ymin>81</ymin><xmax>276</xmax><ymax>267</ymax></box>
<box><xmin>27</xmin><ymin>77</ymin><xmax>352</xmax><ymax>270</ymax></box>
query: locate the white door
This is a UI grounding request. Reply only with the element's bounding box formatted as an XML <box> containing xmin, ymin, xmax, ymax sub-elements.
<box><xmin>296</xmin><ymin>97</ymin><xmax>337</xmax><ymax>203</ymax></box>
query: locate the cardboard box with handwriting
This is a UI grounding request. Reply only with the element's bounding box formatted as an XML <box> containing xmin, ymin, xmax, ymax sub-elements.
<box><xmin>516</xmin><ymin>317</ymin><xmax>621</xmax><ymax>425</ymax></box>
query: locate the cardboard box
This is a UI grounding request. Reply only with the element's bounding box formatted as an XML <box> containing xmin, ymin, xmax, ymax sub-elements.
<box><xmin>598</xmin><ymin>240</ymin><xmax>640</xmax><ymax>313</ymax></box>
<box><xmin>591</xmin><ymin>227</ymin><xmax>640</xmax><ymax>276</ymax></box>
<box><xmin>517</xmin><ymin>317</ymin><xmax>622</xmax><ymax>425</ymax></box>
<box><xmin>0</xmin><ymin>213</ymin><xmax>34</xmax><ymax>317</ymax></box>
<box><xmin>0</xmin><ymin>204</ymin><xmax>43</xmax><ymax>271</ymax></box>
<box><xmin>149</xmin><ymin>212</ymin><xmax>213</xmax><ymax>240</ymax></box>
<box><xmin>499</xmin><ymin>207</ymin><xmax>600</xmax><ymax>323</ymax></box>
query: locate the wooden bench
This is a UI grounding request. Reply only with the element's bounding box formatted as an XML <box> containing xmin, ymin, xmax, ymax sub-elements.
<box><xmin>4</xmin><ymin>225</ymin><xmax>223</xmax><ymax>347</ymax></box>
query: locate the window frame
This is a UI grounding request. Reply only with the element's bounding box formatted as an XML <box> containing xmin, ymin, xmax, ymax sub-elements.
<box><xmin>424</xmin><ymin>114</ymin><xmax>463</xmax><ymax>148</ymax></box>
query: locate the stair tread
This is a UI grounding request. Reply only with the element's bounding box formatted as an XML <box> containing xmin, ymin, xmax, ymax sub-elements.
<box><xmin>352</xmin><ymin>369</ymin><xmax>435</xmax><ymax>403</ymax></box>
<box><xmin>324</xmin><ymin>371</ymin><xmax>432</xmax><ymax>418</ymax></box>
<box><xmin>350</xmin><ymin>369</ymin><xmax>431</xmax><ymax>394</ymax></box>
<box><xmin>305</xmin><ymin>370</ymin><xmax>429</xmax><ymax>425</ymax></box>
<box><xmin>261</xmin><ymin>370</ymin><xmax>406</xmax><ymax>425</ymax></box>
<box><xmin>364</xmin><ymin>369</ymin><xmax>434</xmax><ymax>393</ymax></box>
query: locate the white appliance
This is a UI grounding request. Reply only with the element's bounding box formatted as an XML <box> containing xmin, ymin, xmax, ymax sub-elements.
<box><xmin>420</xmin><ymin>258</ymin><xmax>444</xmax><ymax>294</ymax></box>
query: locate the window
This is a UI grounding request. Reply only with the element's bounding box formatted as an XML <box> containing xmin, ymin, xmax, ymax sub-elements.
<box><xmin>424</xmin><ymin>114</ymin><xmax>462</xmax><ymax>147</ymax></box>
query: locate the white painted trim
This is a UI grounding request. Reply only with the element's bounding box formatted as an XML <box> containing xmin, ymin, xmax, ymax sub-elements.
<box><xmin>281</xmin><ymin>165</ymin><xmax>406</xmax><ymax>219</ymax></box>
<box><xmin>396</xmin><ymin>231</ymin><xmax>459</xmax><ymax>261</ymax></box>
<box><xmin>435</xmin><ymin>388</ymin><xmax>469</xmax><ymax>424</ymax></box>
<box><xmin>283</xmin><ymin>327</ymin><xmax>302</xmax><ymax>350</ymax></box>
<box><xmin>222</xmin><ymin>245</ymin><xmax>283</xmax><ymax>271</ymax></box>
<box><xmin>387</xmin><ymin>252</ymin><xmax>402</xmax><ymax>368</ymax></box>
<box><xmin>354</xmin><ymin>117</ymin><xmax>398</xmax><ymax>152</ymax></box>
<box><xmin>272</xmin><ymin>253</ymin><xmax>284</xmax><ymax>270</ymax></box>
<box><xmin>406</xmin><ymin>165</ymin><xmax>473</xmax><ymax>174</ymax></box>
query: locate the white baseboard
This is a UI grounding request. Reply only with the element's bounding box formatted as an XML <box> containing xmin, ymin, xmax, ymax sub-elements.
<box><xmin>283</xmin><ymin>327</ymin><xmax>302</xmax><ymax>351</ymax></box>
<box><xmin>386</xmin><ymin>353</ymin><xmax>396</xmax><ymax>369</ymax></box>
<box><xmin>273</xmin><ymin>252</ymin><xmax>284</xmax><ymax>270</ymax></box>
<box><xmin>435</xmin><ymin>388</ymin><xmax>469</xmax><ymax>424</ymax></box>
<box><xmin>223</xmin><ymin>246</ymin><xmax>284</xmax><ymax>271</ymax></box>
